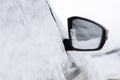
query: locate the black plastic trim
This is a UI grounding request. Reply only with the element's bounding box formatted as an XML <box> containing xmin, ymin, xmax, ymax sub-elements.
<box><xmin>67</xmin><ymin>16</ymin><xmax>107</xmax><ymax>51</ymax></box>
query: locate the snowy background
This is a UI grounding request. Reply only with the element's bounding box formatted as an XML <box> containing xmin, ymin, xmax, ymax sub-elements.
<box><xmin>49</xmin><ymin>0</ymin><xmax>120</xmax><ymax>29</ymax></box>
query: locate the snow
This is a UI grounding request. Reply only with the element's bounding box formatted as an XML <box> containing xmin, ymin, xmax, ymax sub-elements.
<box><xmin>0</xmin><ymin>0</ymin><xmax>73</xmax><ymax>80</ymax></box>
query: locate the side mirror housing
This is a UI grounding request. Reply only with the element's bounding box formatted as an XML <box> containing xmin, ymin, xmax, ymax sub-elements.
<box><xmin>64</xmin><ymin>16</ymin><xmax>108</xmax><ymax>51</ymax></box>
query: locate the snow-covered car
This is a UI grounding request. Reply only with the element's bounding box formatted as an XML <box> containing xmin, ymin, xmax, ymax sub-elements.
<box><xmin>0</xmin><ymin>0</ymin><xmax>120</xmax><ymax>80</ymax></box>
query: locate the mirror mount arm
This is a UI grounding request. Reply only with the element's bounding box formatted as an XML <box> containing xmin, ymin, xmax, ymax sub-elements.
<box><xmin>63</xmin><ymin>39</ymin><xmax>72</xmax><ymax>51</ymax></box>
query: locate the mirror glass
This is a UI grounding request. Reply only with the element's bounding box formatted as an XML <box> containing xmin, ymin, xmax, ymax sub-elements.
<box><xmin>70</xmin><ymin>19</ymin><xmax>103</xmax><ymax>49</ymax></box>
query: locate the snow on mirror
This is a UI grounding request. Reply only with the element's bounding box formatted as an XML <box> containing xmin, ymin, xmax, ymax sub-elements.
<box><xmin>70</xmin><ymin>19</ymin><xmax>103</xmax><ymax>49</ymax></box>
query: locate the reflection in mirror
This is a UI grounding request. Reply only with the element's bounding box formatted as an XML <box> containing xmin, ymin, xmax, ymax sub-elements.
<box><xmin>70</xmin><ymin>19</ymin><xmax>103</xmax><ymax>49</ymax></box>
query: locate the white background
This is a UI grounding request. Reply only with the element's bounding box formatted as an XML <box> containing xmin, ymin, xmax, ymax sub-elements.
<box><xmin>49</xmin><ymin>0</ymin><xmax>120</xmax><ymax>33</ymax></box>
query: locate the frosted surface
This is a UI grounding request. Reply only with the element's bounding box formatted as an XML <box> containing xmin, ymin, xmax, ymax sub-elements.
<box><xmin>0</xmin><ymin>0</ymin><xmax>72</xmax><ymax>80</ymax></box>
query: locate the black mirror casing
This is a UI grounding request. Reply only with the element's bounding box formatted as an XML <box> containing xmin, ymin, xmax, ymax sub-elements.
<box><xmin>64</xmin><ymin>16</ymin><xmax>107</xmax><ymax>51</ymax></box>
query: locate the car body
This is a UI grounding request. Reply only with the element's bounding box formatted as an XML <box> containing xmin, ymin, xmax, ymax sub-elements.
<box><xmin>0</xmin><ymin>0</ymin><xmax>120</xmax><ymax>80</ymax></box>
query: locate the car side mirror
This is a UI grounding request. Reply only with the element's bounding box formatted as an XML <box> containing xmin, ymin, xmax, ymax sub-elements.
<box><xmin>64</xmin><ymin>16</ymin><xmax>107</xmax><ymax>51</ymax></box>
